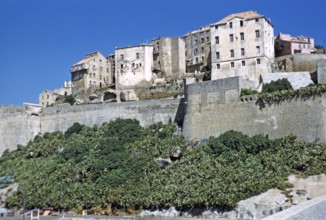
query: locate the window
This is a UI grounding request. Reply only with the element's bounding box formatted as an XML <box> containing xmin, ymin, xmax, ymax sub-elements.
<box><xmin>195</xmin><ymin>57</ymin><xmax>199</xmax><ymax>63</ymax></box>
<box><xmin>215</xmin><ymin>25</ymin><xmax>218</xmax><ymax>29</ymax></box>
<box><xmin>206</xmin><ymin>36</ymin><xmax>209</xmax><ymax>42</ymax></box>
<box><xmin>242</xmin><ymin>61</ymin><xmax>246</xmax><ymax>66</ymax></box>
<box><xmin>139</xmin><ymin>63</ymin><xmax>142</xmax><ymax>67</ymax></box>
<box><xmin>136</xmin><ymin>53</ymin><xmax>140</xmax><ymax>59</ymax></box>
<box><xmin>255</xmin><ymin>18</ymin><xmax>259</xmax><ymax>22</ymax></box>
<box><xmin>240</xmin><ymin>20</ymin><xmax>244</xmax><ymax>27</ymax></box>
<box><xmin>201</xmin><ymin>38</ymin><xmax>204</xmax><ymax>43</ymax></box>
<box><xmin>231</xmin><ymin>62</ymin><xmax>235</xmax><ymax>68</ymax></box>
<box><xmin>256</xmin><ymin>46</ymin><xmax>261</xmax><ymax>54</ymax></box>
<box><xmin>120</xmin><ymin>54</ymin><xmax>124</xmax><ymax>61</ymax></box>
<box><xmin>257</xmin><ymin>59</ymin><xmax>261</xmax><ymax>64</ymax></box>
<box><xmin>195</xmin><ymin>39</ymin><xmax>198</xmax><ymax>45</ymax></box>
<box><xmin>194</xmin><ymin>48</ymin><xmax>198</xmax><ymax>55</ymax></box>
<box><xmin>240</xmin><ymin>32</ymin><xmax>244</xmax><ymax>40</ymax></box>
<box><xmin>201</xmin><ymin>47</ymin><xmax>204</xmax><ymax>53</ymax></box>
<box><xmin>216</xmin><ymin>64</ymin><xmax>220</xmax><ymax>69</ymax></box>
<box><xmin>230</xmin><ymin>50</ymin><xmax>234</xmax><ymax>58</ymax></box>
<box><xmin>121</xmin><ymin>64</ymin><xmax>123</xmax><ymax>69</ymax></box>
<box><xmin>241</xmin><ymin>48</ymin><xmax>245</xmax><ymax>56</ymax></box>
<box><xmin>100</xmin><ymin>59</ymin><xmax>102</xmax><ymax>62</ymax></box>
<box><xmin>255</xmin><ymin>30</ymin><xmax>260</xmax><ymax>38</ymax></box>
<box><xmin>216</xmin><ymin>52</ymin><xmax>220</xmax><ymax>59</ymax></box>
<box><xmin>229</xmin><ymin>22</ymin><xmax>233</xmax><ymax>28</ymax></box>
<box><xmin>47</xmin><ymin>94</ymin><xmax>49</xmax><ymax>99</ymax></box>
<box><xmin>132</xmin><ymin>63</ymin><xmax>135</xmax><ymax>68</ymax></box>
<box><xmin>215</xmin><ymin>36</ymin><xmax>219</xmax><ymax>44</ymax></box>
<box><xmin>230</xmin><ymin>34</ymin><xmax>234</xmax><ymax>42</ymax></box>
<box><xmin>201</xmin><ymin>56</ymin><xmax>204</xmax><ymax>62</ymax></box>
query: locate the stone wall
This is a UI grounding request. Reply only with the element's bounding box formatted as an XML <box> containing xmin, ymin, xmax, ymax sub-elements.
<box><xmin>0</xmin><ymin>99</ymin><xmax>182</xmax><ymax>156</ymax></box>
<box><xmin>263</xmin><ymin>195</ymin><xmax>326</xmax><ymax>220</ymax></box>
<box><xmin>183</xmin><ymin>77</ymin><xmax>326</xmax><ymax>142</ymax></box>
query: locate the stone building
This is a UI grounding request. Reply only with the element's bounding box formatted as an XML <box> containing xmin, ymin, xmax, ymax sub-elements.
<box><xmin>276</xmin><ymin>33</ymin><xmax>315</xmax><ymax>56</ymax></box>
<box><xmin>70</xmin><ymin>51</ymin><xmax>113</xmax><ymax>94</ymax></box>
<box><xmin>183</xmin><ymin>25</ymin><xmax>211</xmax><ymax>73</ymax></box>
<box><xmin>115</xmin><ymin>44</ymin><xmax>153</xmax><ymax>100</ymax></box>
<box><xmin>152</xmin><ymin>37</ymin><xmax>186</xmax><ymax>80</ymax></box>
<box><xmin>210</xmin><ymin>11</ymin><xmax>274</xmax><ymax>87</ymax></box>
<box><xmin>39</xmin><ymin>81</ymin><xmax>73</xmax><ymax>107</ymax></box>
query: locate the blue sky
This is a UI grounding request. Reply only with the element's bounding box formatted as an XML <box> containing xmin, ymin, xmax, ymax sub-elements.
<box><xmin>1</xmin><ymin>0</ymin><xmax>325</xmax><ymax>106</ymax></box>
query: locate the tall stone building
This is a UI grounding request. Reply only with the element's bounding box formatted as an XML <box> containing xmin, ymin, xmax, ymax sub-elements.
<box><xmin>115</xmin><ymin>44</ymin><xmax>153</xmax><ymax>100</ymax></box>
<box><xmin>183</xmin><ymin>25</ymin><xmax>211</xmax><ymax>73</ymax></box>
<box><xmin>70</xmin><ymin>51</ymin><xmax>113</xmax><ymax>94</ymax></box>
<box><xmin>152</xmin><ymin>37</ymin><xmax>186</xmax><ymax>80</ymax></box>
<box><xmin>210</xmin><ymin>11</ymin><xmax>274</xmax><ymax>87</ymax></box>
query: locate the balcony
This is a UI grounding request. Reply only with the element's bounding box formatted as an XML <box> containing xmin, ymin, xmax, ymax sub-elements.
<box><xmin>71</xmin><ymin>63</ymin><xmax>89</xmax><ymax>72</ymax></box>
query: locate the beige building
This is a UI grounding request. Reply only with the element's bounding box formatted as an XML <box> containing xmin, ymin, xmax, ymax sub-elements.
<box><xmin>210</xmin><ymin>11</ymin><xmax>274</xmax><ymax>87</ymax></box>
<box><xmin>70</xmin><ymin>51</ymin><xmax>113</xmax><ymax>94</ymax></box>
<box><xmin>39</xmin><ymin>81</ymin><xmax>73</xmax><ymax>107</ymax></box>
<box><xmin>152</xmin><ymin>37</ymin><xmax>186</xmax><ymax>80</ymax></box>
<box><xmin>276</xmin><ymin>33</ymin><xmax>315</xmax><ymax>57</ymax></box>
<box><xmin>115</xmin><ymin>44</ymin><xmax>153</xmax><ymax>100</ymax></box>
<box><xmin>183</xmin><ymin>25</ymin><xmax>211</xmax><ymax>73</ymax></box>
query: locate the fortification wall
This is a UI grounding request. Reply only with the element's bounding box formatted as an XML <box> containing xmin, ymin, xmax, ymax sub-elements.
<box><xmin>0</xmin><ymin>99</ymin><xmax>182</xmax><ymax>156</ymax></box>
<box><xmin>183</xmin><ymin>78</ymin><xmax>326</xmax><ymax>142</ymax></box>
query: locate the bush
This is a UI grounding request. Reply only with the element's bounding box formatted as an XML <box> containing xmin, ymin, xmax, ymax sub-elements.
<box><xmin>64</xmin><ymin>95</ymin><xmax>75</xmax><ymax>105</ymax></box>
<box><xmin>65</xmin><ymin>122</ymin><xmax>84</xmax><ymax>137</ymax></box>
<box><xmin>262</xmin><ymin>78</ymin><xmax>293</xmax><ymax>93</ymax></box>
<box><xmin>240</xmin><ymin>88</ymin><xmax>257</xmax><ymax>96</ymax></box>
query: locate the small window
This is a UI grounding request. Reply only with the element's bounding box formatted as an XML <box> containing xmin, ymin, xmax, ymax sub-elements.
<box><xmin>201</xmin><ymin>56</ymin><xmax>204</xmax><ymax>62</ymax></box>
<box><xmin>195</xmin><ymin>57</ymin><xmax>199</xmax><ymax>63</ymax></box>
<box><xmin>195</xmin><ymin>39</ymin><xmax>198</xmax><ymax>45</ymax></box>
<box><xmin>231</xmin><ymin>62</ymin><xmax>235</xmax><ymax>68</ymax></box>
<box><xmin>229</xmin><ymin>22</ymin><xmax>233</xmax><ymax>28</ymax></box>
<box><xmin>215</xmin><ymin>36</ymin><xmax>219</xmax><ymax>44</ymax></box>
<box><xmin>194</xmin><ymin>48</ymin><xmax>198</xmax><ymax>55</ymax></box>
<box><xmin>206</xmin><ymin>36</ymin><xmax>209</xmax><ymax>42</ymax></box>
<box><xmin>201</xmin><ymin>47</ymin><xmax>204</xmax><ymax>53</ymax></box>
<box><xmin>120</xmin><ymin>54</ymin><xmax>124</xmax><ymax>61</ymax></box>
<box><xmin>132</xmin><ymin>63</ymin><xmax>135</xmax><ymax>68</ymax></box>
<box><xmin>241</xmin><ymin>48</ymin><xmax>245</xmax><ymax>56</ymax></box>
<box><xmin>240</xmin><ymin>32</ymin><xmax>244</xmax><ymax>40</ymax></box>
<box><xmin>216</xmin><ymin>52</ymin><xmax>220</xmax><ymax>59</ymax></box>
<box><xmin>230</xmin><ymin>34</ymin><xmax>234</xmax><ymax>42</ymax></box>
<box><xmin>255</xmin><ymin>30</ymin><xmax>260</xmax><ymax>38</ymax></box>
<box><xmin>121</xmin><ymin>64</ymin><xmax>123</xmax><ymax>69</ymax></box>
<box><xmin>230</xmin><ymin>50</ymin><xmax>234</xmax><ymax>58</ymax></box>
<box><xmin>216</xmin><ymin>64</ymin><xmax>220</xmax><ymax>69</ymax></box>
<box><xmin>139</xmin><ymin>63</ymin><xmax>142</xmax><ymax>67</ymax></box>
<box><xmin>136</xmin><ymin>53</ymin><xmax>140</xmax><ymax>59</ymax></box>
<box><xmin>240</xmin><ymin>20</ymin><xmax>243</xmax><ymax>27</ymax></box>
<box><xmin>255</xmin><ymin>18</ymin><xmax>259</xmax><ymax>22</ymax></box>
<box><xmin>201</xmin><ymin>38</ymin><xmax>204</xmax><ymax>43</ymax></box>
<box><xmin>242</xmin><ymin>61</ymin><xmax>246</xmax><ymax>66</ymax></box>
<box><xmin>257</xmin><ymin>59</ymin><xmax>261</xmax><ymax>64</ymax></box>
<box><xmin>256</xmin><ymin>46</ymin><xmax>261</xmax><ymax>54</ymax></box>
<box><xmin>215</xmin><ymin>25</ymin><xmax>218</xmax><ymax>29</ymax></box>
<box><xmin>99</xmin><ymin>59</ymin><xmax>102</xmax><ymax>62</ymax></box>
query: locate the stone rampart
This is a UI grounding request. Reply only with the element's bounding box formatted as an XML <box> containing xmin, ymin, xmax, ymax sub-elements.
<box><xmin>183</xmin><ymin>77</ymin><xmax>326</xmax><ymax>142</ymax></box>
<box><xmin>0</xmin><ymin>99</ymin><xmax>182</xmax><ymax>156</ymax></box>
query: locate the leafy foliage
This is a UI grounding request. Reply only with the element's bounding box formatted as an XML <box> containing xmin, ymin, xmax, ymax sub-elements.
<box><xmin>240</xmin><ymin>88</ymin><xmax>258</xmax><ymax>96</ymax></box>
<box><xmin>262</xmin><ymin>78</ymin><xmax>293</xmax><ymax>93</ymax></box>
<box><xmin>0</xmin><ymin>119</ymin><xmax>325</xmax><ymax>213</ymax></box>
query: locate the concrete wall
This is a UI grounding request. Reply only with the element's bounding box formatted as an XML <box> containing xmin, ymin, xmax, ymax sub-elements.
<box><xmin>183</xmin><ymin>77</ymin><xmax>326</xmax><ymax>142</ymax></box>
<box><xmin>263</xmin><ymin>195</ymin><xmax>326</xmax><ymax>220</ymax></box>
<box><xmin>0</xmin><ymin>99</ymin><xmax>182</xmax><ymax>156</ymax></box>
<box><xmin>293</xmin><ymin>54</ymin><xmax>326</xmax><ymax>73</ymax></box>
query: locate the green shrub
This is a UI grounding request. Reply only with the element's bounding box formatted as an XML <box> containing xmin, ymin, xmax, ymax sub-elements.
<box><xmin>262</xmin><ymin>78</ymin><xmax>293</xmax><ymax>93</ymax></box>
<box><xmin>240</xmin><ymin>88</ymin><xmax>258</xmax><ymax>96</ymax></box>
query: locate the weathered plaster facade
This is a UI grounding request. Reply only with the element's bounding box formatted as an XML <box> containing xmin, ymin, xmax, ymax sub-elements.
<box><xmin>183</xmin><ymin>25</ymin><xmax>211</xmax><ymax>73</ymax></box>
<box><xmin>39</xmin><ymin>81</ymin><xmax>73</xmax><ymax>107</ymax></box>
<box><xmin>276</xmin><ymin>33</ymin><xmax>315</xmax><ymax>56</ymax></box>
<box><xmin>152</xmin><ymin>37</ymin><xmax>186</xmax><ymax>80</ymax></box>
<box><xmin>115</xmin><ymin>44</ymin><xmax>153</xmax><ymax>100</ymax></box>
<box><xmin>210</xmin><ymin>11</ymin><xmax>274</xmax><ymax>87</ymax></box>
<box><xmin>71</xmin><ymin>51</ymin><xmax>112</xmax><ymax>94</ymax></box>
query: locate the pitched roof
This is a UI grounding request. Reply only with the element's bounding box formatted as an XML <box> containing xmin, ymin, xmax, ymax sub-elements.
<box><xmin>76</xmin><ymin>57</ymin><xmax>93</xmax><ymax>65</ymax></box>
<box><xmin>216</xmin><ymin>11</ymin><xmax>263</xmax><ymax>24</ymax></box>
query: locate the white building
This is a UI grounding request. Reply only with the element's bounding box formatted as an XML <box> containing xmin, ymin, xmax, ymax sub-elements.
<box><xmin>210</xmin><ymin>11</ymin><xmax>274</xmax><ymax>87</ymax></box>
<box><xmin>70</xmin><ymin>51</ymin><xmax>112</xmax><ymax>94</ymax></box>
<box><xmin>115</xmin><ymin>44</ymin><xmax>153</xmax><ymax>100</ymax></box>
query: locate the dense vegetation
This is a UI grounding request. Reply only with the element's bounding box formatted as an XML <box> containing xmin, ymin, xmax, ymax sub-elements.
<box><xmin>0</xmin><ymin>119</ymin><xmax>325</xmax><ymax>214</ymax></box>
